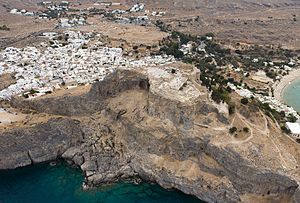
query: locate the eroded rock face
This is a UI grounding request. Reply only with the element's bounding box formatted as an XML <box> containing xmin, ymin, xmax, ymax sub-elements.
<box><xmin>122</xmin><ymin>117</ymin><xmax>299</xmax><ymax>203</ymax></box>
<box><xmin>0</xmin><ymin>118</ymin><xmax>83</xmax><ymax>169</ymax></box>
<box><xmin>1</xmin><ymin>69</ymin><xmax>300</xmax><ymax>203</ymax></box>
<box><xmin>10</xmin><ymin>70</ymin><xmax>149</xmax><ymax>116</ymax></box>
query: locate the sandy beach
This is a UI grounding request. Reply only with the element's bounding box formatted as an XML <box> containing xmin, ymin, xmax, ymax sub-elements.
<box><xmin>273</xmin><ymin>68</ymin><xmax>300</xmax><ymax>102</ymax></box>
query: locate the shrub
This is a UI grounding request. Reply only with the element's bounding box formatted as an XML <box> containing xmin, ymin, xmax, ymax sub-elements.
<box><xmin>29</xmin><ymin>89</ymin><xmax>39</xmax><ymax>95</ymax></box>
<box><xmin>0</xmin><ymin>25</ymin><xmax>10</xmax><ymax>31</ymax></box>
<box><xmin>226</xmin><ymin>86</ymin><xmax>232</xmax><ymax>93</ymax></box>
<box><xmin>229</xmin><ymin>127</ymin><xmax>237</xmax><ymax>134</ymax></box>
<box><xmin>228</xmin><ymin>103</ymin><xmax>235</xmax><ymax>115</ymax></box>
<box><xmin>171</xmin><ymin>31</ymin><xmax>197</xmax><ymax>44</ymax></box>
<box><xmin>281</xmin><ymin>126</ymin><xmax>290</xmax><ymax>134</ymax></box>
<box><xmin>287</xmin><ymin>115</ymin><xmax>297</xmax><ymax>123</ymax></box>
<box><xmin>243</xmin><ymin>127</ymin><xmax>249</xmax><ymax>133</ymax></box>
<box><xmin>241</xmin><ymin>98</ymin><xmax>249</xmax><ymax>105</ymax></box>
<box><xmin>22</xmin><ymin>93</ymin><xmax>29</xmax><ymax>98</ymax></box>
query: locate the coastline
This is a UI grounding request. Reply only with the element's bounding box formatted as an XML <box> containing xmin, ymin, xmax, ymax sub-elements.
<box><xmin>273</xmin><ymin>68</ymin><xmax>300</xmax><ymax>102</ymax></box>
<box><xmin>0</xmin><ymin>162</ymin><xmax>204</xmax><ymax>203</ymax></box>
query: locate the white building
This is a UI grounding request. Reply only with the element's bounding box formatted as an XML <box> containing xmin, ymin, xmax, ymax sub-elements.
<box><xmin>10</xmin><ymin>9</ymin><xmax>22</xmax><ymax>15</ymax></box>
<box><xmin>286</xmin><ymin>122</ymin><xmax>300</xmax><ymax>138</ymax></box>
<box><xmin>0</xmin><ymin>31</ymin><xmax>176</xmax><ymax>100</ymax></box>
<box><xmin>130</xmin><ymin>3</ymin><xmax>145</xmax><ymax>12</ymax></box>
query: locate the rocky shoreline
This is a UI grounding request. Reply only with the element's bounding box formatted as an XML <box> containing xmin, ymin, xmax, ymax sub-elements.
<box><xmin>1</xmin><ymin>69</ymin><xmax>300</xmax><ymax>203</ymax></box>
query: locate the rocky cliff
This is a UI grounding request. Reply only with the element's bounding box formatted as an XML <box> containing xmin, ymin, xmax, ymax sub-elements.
<box><xmin>0</xmin><ymin>117</ymin><xmax>83</xmax><ymax>169</ymax></box>
<box><xmin>1</xmin><ymin>67</ymin><xmax>300</xmax><ymax>203</ymax></box>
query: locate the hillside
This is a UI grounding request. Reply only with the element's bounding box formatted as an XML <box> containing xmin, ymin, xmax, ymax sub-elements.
<box><xmin>127</xmin><ymin>0</ymin><xmax>300</xmax><ymax>10</ymax></box>
<box><xmin>0</xmin><ymin>0</ymin><xmax>300</xmax><ymax>48</ymax></box>
<box><xmin>1</xmin><ymin>68</ymin><xmax>300</xmax><ymax>203</ymax></box>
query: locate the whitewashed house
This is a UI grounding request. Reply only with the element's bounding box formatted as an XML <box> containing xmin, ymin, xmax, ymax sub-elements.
<box><xmin>286</xmin><ymin>122</ymin><xmax>300</xmax><ymax>138</ymax></box>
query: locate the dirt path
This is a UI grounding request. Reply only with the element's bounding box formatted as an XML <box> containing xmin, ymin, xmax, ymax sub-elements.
<box><xmin>216</xmin><ymin>111</ymin><xmax>267</xmax><ymax>145</ymax></box>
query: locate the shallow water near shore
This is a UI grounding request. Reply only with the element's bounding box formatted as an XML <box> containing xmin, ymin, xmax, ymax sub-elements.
<box><xmin>283</xmin><ymin>79</ymin><xmax>300</xmax><ymax>113</ymax></box>
<box><xmin>0</xmin><ymin>162</ymin><xmax>204</xmax><ymax>203</ymax></box>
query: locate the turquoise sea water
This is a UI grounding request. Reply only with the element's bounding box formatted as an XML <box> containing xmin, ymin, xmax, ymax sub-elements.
<box><xmin>282</xmin><ymin>79</ymin><xmax>300</xmax><ymax>113</ymax></box>
<box><xmin>0</xmin><ymin>162</ymin><xmax>204</xmax><ymax>203</ymax></box>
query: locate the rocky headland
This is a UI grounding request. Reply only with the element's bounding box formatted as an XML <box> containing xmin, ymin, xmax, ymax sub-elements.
<box><xmin>1</xmin><ymin>66</ymin><xmax>300</xmax><ymax>203</ymax></box>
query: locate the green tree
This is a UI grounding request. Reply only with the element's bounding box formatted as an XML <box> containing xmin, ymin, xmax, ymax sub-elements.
<box><xmin>161</xmin><ymin>42</ymin><xmax>184</xmax><ymax>59</ymax></box>
<box><xmin>287</xmin><ymin>115</ymin><xmax>297</xmax><ymax>123</ymax></box>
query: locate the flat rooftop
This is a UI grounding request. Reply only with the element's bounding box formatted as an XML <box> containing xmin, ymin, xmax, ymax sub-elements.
<box><xmin>286</xmin><ymin>122</ymin><xmax>300</xmax><ymax>134</ymax></box>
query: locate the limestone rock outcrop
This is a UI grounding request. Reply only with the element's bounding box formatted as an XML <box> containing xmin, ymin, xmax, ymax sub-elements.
<box><xmin>0</xmin><ymin>118</ymin><xmax>83</xmax><ymax>169</ymax></box>
<box><xmin>1</xmin><ymin>68</ymin><xmax>300</xmax><ymax>203</ymax></box>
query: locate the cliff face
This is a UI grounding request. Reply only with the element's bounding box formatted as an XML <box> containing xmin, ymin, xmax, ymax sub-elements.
<box><xmin>121</xmin><ymin>94</ymin><xmax>298</xmax><ymax>202</ymax></box>
<box><xmin>0</xmin><ymin>118</ymin><xmax>83</xmax><ymax>169</ymax></box>
<box><xmin>10</xmin><ymin>70</ymin><xmax>149</xmax><ymax>116</ymax></box>
<box><xmin>1</xmin><ymin>68</ymin><xmax>300</xmax><ymax>203</ymax></box>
